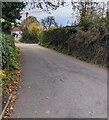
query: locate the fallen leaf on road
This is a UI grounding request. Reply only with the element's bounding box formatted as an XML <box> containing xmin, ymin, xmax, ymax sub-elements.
<box><xmin>10</xmin><ymin>107</ymin><xmax>13</xmax><ymax>110</ymax></box>
<box><xmin>4</xmin><ymin>58</ymin><xmax>21</xmax><ymax>118</ymax></box>
<box><xmin>9</xmin><ymin>89</ymin><xmax>12</xmax><ymax>92</ymax></box>
<box><xmin>45</xmin><ymin>96</ymin><xmax>49</xmax><ymax>99</ymax></box>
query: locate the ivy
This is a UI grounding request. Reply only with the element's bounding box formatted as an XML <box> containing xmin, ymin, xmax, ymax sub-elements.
<box><xmin>0</xmin><ymin>32</ymin><xmax>20</xmax><ymax>87</ymax></box>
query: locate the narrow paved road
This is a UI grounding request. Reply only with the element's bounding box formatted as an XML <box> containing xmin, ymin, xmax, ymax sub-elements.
<box><xmin>12</xmin><ymin>44</ymin><xmax>107</xmax><ymax>118</ymax></box>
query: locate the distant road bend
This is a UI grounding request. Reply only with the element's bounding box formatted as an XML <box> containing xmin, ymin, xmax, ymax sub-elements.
<box><xmin>12</xmin><ymin>44</ymin><xmax>107</xmax><ymax>118</ymax></box>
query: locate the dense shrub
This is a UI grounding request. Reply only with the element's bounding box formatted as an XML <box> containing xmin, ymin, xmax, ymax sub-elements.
<box><xmin>39</xmin><ymin>27</ymin><xmax>77</xmax><ymax>53</ymax></box>
<box><xmin>20</xmin><ymin>29</ymin><xmax>38</xmax><ymax>44</ymax></box>
<box><xmin>69</xmin><ymin>27</ymin><xmax>108</xmax><ymax>66</ymax></box>
<box><xmin>79</xmin><ymin>16</ymin><xmax>94</xmax><ymax>31</ymax></box>
<box><xmin>39</xmin><ymin>23</ymin><xmax>108</xmax><ymax>67</ymax></box>
<box><xmin>0</xmin><ymin>32</ymin><xmax>20</xmax><ymax>86</ymax></box>
<box><xmin>20</xmin><ymin>22</ymin><xmax>41</xmax><ymax>44</ymax></box>
<box><xmin>0</xmin><ymin>34</ymin><xmax>2</xmax><ymax>69</ymax></box>
<box><xmin>20</xmin><ymin>18</ymin><xmax>41</xmax><ymax>44</ymax></box>
<box><xmin>20</xmin><ymin>32</ymin><xmax>38</xmax><ymax>44</ymax></box>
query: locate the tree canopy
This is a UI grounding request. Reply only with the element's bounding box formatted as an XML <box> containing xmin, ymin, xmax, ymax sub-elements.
<box><xmin>41</xmin><ymin>16</ymin><xmax>58</xmax><ymax>29</ymax></box>
<box><xmin>1</xmin><ymin>2</ymin><xmax>25</xmax><ymax>32</ymax></box>
<box><xmin>21</xmin><ymin>16</ymin><xmax>39</xmax><ymax>29</ymax></box>
<box><xmin>2</xmin><ymin>2</ymin><xmax>25</xmax><ymax>22</ymax></box>
<box><xmin>26</xmin><ymin>0</ymin><xmax>109</xmax><ymax>22</ymax></box>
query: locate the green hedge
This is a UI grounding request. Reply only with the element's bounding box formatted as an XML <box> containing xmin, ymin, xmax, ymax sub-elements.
<box><xmin>20</xmin><ymin>32</ymin><xmax>38</xmax><ymax>44</ymax></box>
<box><xmin>39</xmin><ymin>26</ymin><xmax>108</xmax><ymax>67</ymax></box>
<box><xmin>20</xmin><ymin>29</ymin><xmax>39</xmax><ymax>44</ymax></box>
<box><xmin>39</xmin><ymin>27</ymin><xmax>77</xmax><ymax>53</ymax></box>
<box><xmin>0</xmin><ymin>32</ymin><xmax>20</xmax><ymax>86</ymax></box>
<box><xmin>69</xmin><ymin>28</ymin><xmax>108</xmax><ymax>67</ymax></box>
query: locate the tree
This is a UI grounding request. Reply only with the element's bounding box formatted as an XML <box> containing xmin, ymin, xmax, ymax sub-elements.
<box><xmin>21</xmin><ymin>16</ymin><xmax>39</xmax><ymax>29</ymax></box>
<box><xmin>29</xmin><ymin>22</ymin><xmax>41</xmax><ymax>41</ymax></box>
<box><xmin>29</xmin><ymin>22</ymin><xmax>41</xmax><ymax>35</ymax></box>
<box><xmin>21</xmin><ymin>16</ymin><xmax>40</xmax><ymax>37</ymax></box>
<box><xmin>26</xmin><ymin>0</ymin><xmax>65</xmax><ymax>14</ymax></box>
<box><xmin>2</xmin><ymin>2</ymin><xmax>25</xmax><ymax>32</ymax></box>
<box><xmin>107</xmin><ymin>1</ymin><xmax>109</xmax><ymax>17</ymax></box>
<box><xmin>41</xmin><ymin>16</ymin><xmax>58</xmax><ymax>29</ymax></box>
<box><xmin>21</xmin><ymin>16</ymin><xmax>41</xmax><ymax>43</ymax></box>
<box><xmin>27</xmin><ymin>0</ymin><xmax>109</xmax><ymax>25</ymax></box>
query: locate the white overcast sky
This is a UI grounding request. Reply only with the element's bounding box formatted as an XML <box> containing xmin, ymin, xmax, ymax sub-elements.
<box><xmin>20</xmin><ymin>0</ymin><xmax>109</xmax><ymax>26</ymax></box>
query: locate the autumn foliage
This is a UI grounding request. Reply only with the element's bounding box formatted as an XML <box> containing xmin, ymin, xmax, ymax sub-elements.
<box><xmin>29</xmin><ymin>22</ymin><xmax>41</xmax><ymax>36</ymax></box>
<box><xmin>20</xmin><ymin>16</ymin><xmax>41</xmax><ymax>43</ymax></box>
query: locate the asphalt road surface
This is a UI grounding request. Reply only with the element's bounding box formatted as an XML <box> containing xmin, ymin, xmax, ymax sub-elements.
<box><xmin>12</xmin><ymin>44</ymin><xmax>107</xmax><ymax>118</ymax></box>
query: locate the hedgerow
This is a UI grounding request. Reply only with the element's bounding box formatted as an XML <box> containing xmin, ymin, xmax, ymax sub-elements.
<box><xmin>39</xmin><ymin>27</ymin><xmax>77</xmax><ymax>53</ymax></box>
<box><xmin>39</xmin><ymin>21</ymin><xmax>108</xmax><ymax>67</ymax></box>
<box><xmin>0</xmin><ymin>32</ymin><xmax>20</xmax><ymax>86</ymax></box>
